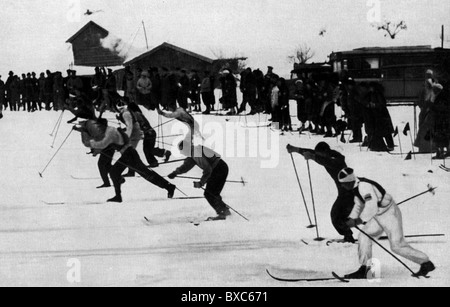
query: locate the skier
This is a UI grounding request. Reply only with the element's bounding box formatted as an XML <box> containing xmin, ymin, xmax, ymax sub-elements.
<box><xmin>168</xmin><ymin>141</ymin><xmax>231</xmax><ymax>221</ymax></box>
<box><xmin>117</xmin><ymin>104</ymin><xmax>144</xmax><ymax>177</ymax></box>
<box><xmin>338</xmin><ymin>168</ymin><xmax>435</xmax><ymax>279</ymax></box>
<box><xmin>287</xmin><ymin>142</ymin><xmax>356</xmax><ymax>243</ymax></box>
<box><xmin>127</xmin><ymin>102</ymin><xmax>172</xmax><ymax>168</ymax></box>
<box><xmin>75</xmin><ymin>118</ymin><xmax>176</xmax><ymax>203</ymax></box>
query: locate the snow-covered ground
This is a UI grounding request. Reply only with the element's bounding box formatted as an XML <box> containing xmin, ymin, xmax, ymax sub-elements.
<box><xmin>0</xmin><ymin>103</ymin><xmax>448</xmax><ymax>287</ymax></box>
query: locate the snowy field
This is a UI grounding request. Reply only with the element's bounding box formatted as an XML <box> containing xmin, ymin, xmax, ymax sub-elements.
<box><xmin>0</xmin><ymin>103</ymin><xmax>449</xmax><ymax>287</ymax></box>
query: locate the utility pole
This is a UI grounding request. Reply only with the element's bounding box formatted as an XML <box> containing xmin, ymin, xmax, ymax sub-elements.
<box><xmin>442</xmin><ymin>25</ymin><xmax>444</xmax><ymax>48</ymax></box>
<box><xmin>142</xmin><ymin>21</ymin><xmax>149</xmax><ymax>50</ymax></box>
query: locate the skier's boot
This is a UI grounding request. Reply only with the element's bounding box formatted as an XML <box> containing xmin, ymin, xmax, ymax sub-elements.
<box><xmin>413</xmin><ymin>261</ymin><xmax>435</xmax><ymax>278</ymax></box>
<box><xmin>207</xmin><ymin>208</ymin><xmax>231</xmax><ymax>221</ymax></box>
<box><xmin>345</xmin><ymin>266</ymin><xmax>368</xmax><ymax>280</ymax></box>
<box><xmin>108</xmin><ymin>195</ymin><xmax>123</xmax><ymax>203</ymax></box>
<box><xmin>167</xmin><ymin>184</ymin><xmax>176</xmax><ymax>199</ymax></box>
<box><xmin>343</xmin><ymin>234</ymin><xmax>356</xmax><ymax>244</ymax></box>
<box><xmin>97</xmin><ymin>183</ymin><xmax>111</xmax><ymax>189</ymax></box>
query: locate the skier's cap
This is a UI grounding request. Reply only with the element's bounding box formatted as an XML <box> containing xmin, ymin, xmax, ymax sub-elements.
<box><xmin>426</xmin><ymin>69</ymin><xmax>434</xmax><ymax>75</ymax></box>
<box><xmin>315</xmin><ymin>142</ymin><xmax>330</xmax><ymax>153</ymax></box>
<box><xmin>338</xmin><ymin>168</ymin><xmax>357</xmax><ymax>183</ymax></box>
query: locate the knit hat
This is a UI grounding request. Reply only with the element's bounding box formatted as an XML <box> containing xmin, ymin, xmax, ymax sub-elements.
<box><xmin>338</xmin><ymin>168</ymin><xmax>357</xmax><ymax>183</ymax></box>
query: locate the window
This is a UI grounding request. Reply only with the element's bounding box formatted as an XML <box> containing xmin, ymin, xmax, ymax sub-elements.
<box><xmin>363</xmin><ymin>58</ymin><xmax>380</xmax><ymax>70</ymax></box>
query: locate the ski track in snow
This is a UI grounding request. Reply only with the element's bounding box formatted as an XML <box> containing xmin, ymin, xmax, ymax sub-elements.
<box><xmin>0</xmin><ymin>106</ymin><xmax>449</xmax><ymax>287</ymax></box>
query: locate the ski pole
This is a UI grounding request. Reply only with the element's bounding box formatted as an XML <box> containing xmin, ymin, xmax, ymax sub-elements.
<box><xmin>201</xmin><ymin>187</ymin><xmax>249</xmax><ymax>222</ymax></box>
<box><xmin>51</xmin><ymin>111</ymin><xmax>65</xmax><ymax>148</ymax></box>
<box><xmin>290</xmin><ymin>153</ymin><xmax>315</xmax><ymax>229</ymax></box>
<box><xmin>154</xmin><ymin>118</ymin><xmax>176</xmax><ymax>129</ymax></box>
<box><xmin>397</xmin><ymin>185</ymin><xmax>437</xmax><ymax>206</ymax></box>
<box><xmin>157</xmin><ymin>158</ymin><xmax>186</xmax><ymax>165</ymax></box>
<box><xmin>172</xmin><ymin>176</ymin><xmax>247</xmax><ymax>186</ymax></box>
<box><xmin>157</xmin><ymin>134</ymin><xmax>184</xmax><ymax>139</ymax></box>
<box><xmin>39</xmin><ymin>127</ymin><xmax>74</xmax><ymax>178</ymax></box>
<box><xmin>49</xmin><ymin>110</ymin><xmax>64</xmax><ymax>137</ymax></box>
<box><xmin>355</xmin><ymin>225</ymin><xmax>417</xmax><ymax>277</ymax></box>
<box><xmin>307</xmin><ymin>160</ymin><xmax>324</xmax><ymax>241</ymax></box>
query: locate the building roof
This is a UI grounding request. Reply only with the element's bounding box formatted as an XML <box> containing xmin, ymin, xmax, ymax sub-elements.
<box><xmin>332</xmin><ymin>45</ymin><xmax>445</xmax><ymax>56</ymax></box>
<box><xmin>66</xmin><ymin>21</ymin><xmax>109</xmax><ymax>43</ymax></box>
<box><xmin>124</xmin><ymin>42</ymin><xmax>214</xmax><ymax>65</ymax></box>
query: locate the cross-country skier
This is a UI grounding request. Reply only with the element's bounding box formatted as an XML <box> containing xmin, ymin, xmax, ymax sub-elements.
<box><xmin>127</xmin><ymin>102</ymin><xmax>172</xmax><ymax>168</ymax></box>
<box><xmin>75</xmin><ymin>118</ymin><xmax>176</xmax><ymax>203</ymax></box>
<box><xmin>117</xmin><ymin>104</ymin><xmax>144</xmax><ymax>177</ymax></box>
<box><xmin>287</xmin><ymin>142</ymin><xmax>356</xmax><ymax>243</ymax></box>
<box><xmin>338</xmin><ymin>168</ymin><xmax>435</xmax><ymax>279</ymax></box>
<box><xmin>168</xmin><ymin>141</ymin><xmax>231</xmax><ymax>221</ymax></box>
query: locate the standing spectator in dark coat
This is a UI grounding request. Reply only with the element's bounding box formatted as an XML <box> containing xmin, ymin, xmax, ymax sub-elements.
<box><xmin>19</xmin><ymin>74</ymin><xmax>26</xmax><ymax>111</ymax></box>
<box><xmin>263</xmin><ymin>66</ymin><xmax>275</xmax><ymax>114</ymax></box>
<box><xmin>344</xmin><ymin>79</ymin><xmax>363</xmax><ymax>143</ymax></box>
<box><xmin>160</xmin><ymin>67</ymin><xmax>178</xmax><ymax>110</ymax></box>
<box><xmin>221</xmin><ymin>70</ymin><xmax>238</xmax><ymax>115</ymax></box>
<box><xmin>150</xmin><ymin>67</ymin><xmax>162</xmax><ymax>108</ymax></box>
<box><xmin>53</xmin><ymin>72</ymin><xmax>65</xmax><ymax>111</ymax></box>
<box><xmin>0</xmin><ymin>76</ymin><xmax>5</xmax><ymax>112</ymax></box>
<box><xmin>30</xmin><ymin>72</ymin><xmax>39</xmax><ymax>112</ymax></box>
<box><xmin>38</xmin><ymin>73</ymin><xmax>46</xmax><ymax>111</ymax></box>
<box><xmin>10</xmin><ymin>76</ymin><xmax>20</xmax><ymax>111</ymax></box>
<box><xmin>239</xmin><ymin>67</ymin><xmax>258</xmax><ymax>115</ymax></box>
<box><xmin>123</xmin><ymin>66</ymin><xmax>136</xmax><ymax>104</ymax></box>
<box><xmin>200</xmin><ymin>71</ymin><xmax>215</xmax><ymax>115</ymax></box>
<box><xmin>189</xmin><ymin>70</ymin><xmax>202</xmax><ymax>112</ymax></box>
<box><xmin>367</xmin><ymin>82</ymin><xmax>395</xmax><ymax>151</ymax></box>
<box><xmin>294</xmin><ymin>80</ymin><xmax>307</xmax><ymax>131</ymax></box>
<box><xmin>44</xmin><ymin>70</ymin><xmax>54</xmax><ymax>110</ymax></box>
<box><xmin>24</xmin><ymin>73</ymin><xmax>34</xmax><ymax>112</ymax></box>
<box><xmin>429</xmin><ymin>84</ymin><xmax>449</xmax><ymax>159</ymax></box>
<box><xmin>177</xmin><ymin>70</ymin><xmax>190</xmax><ymax>110</ymax></box>
<box><xmin>278</xmin><ymin>78</ymin><xmax>292</xmax><ymax>132</ymax></box>
<box><xmin>5</xmin><ymin>71</ymin><xmax>14</xmax><ymax>110</ymax></box>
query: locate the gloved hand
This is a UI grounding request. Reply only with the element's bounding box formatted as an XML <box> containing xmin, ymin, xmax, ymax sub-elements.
<box><xmin>346</xmin><ymin>218</ymin><xmax>364</xmax><ymax>228</ymax></box>
<box><xmin>193</xmin><ymin>181</ymin><xmax>203</xmax><ymax>189</ymax></box>
<box><xmin>286</xmin><ymin>144</ymin><xmax>296</xmax><ymax>154</ymax></box>
<box><xmin>168</xmin><ymin>172</ymin><xmax>177</xmax><ymax>180</ymax></box>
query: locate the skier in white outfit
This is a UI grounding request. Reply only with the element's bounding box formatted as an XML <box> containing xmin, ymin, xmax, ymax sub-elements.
<box><xmin>338</xmin><ymin>168</ymin><xmax>435</xmax><ymax>279</ymax></box>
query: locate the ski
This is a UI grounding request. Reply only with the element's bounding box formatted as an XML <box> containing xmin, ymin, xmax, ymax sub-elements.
<box><xmin>266</xmin><ymin>270</ymin><xmax>348</xmax><ymax>283</ymax></box>
<box><xmin>42</xmin><ymin>200</ymin><xmax>104</xmax><ymax>206</ymax></box>
<box><xmin>439</xmin><ymin>165</ymin><xmax>450</xmax><ymax>172</ymax></box>
<box><xmin>332</xmin><ymin>272</ymin><xmax>350</xmax><ymax>283</ymax></box>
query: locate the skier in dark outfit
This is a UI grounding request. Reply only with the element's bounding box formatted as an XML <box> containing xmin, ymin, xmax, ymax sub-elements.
<box><xmin>127</xmin><ymin>102</ymin><xmax>172</xmax><ymax>168</ymax></box>
<box><xmin>287</xmin><ymin>142</ymin><xmax>356</xmax><ymax>243</ymax></box>
<box><xmin>168</xmin><ymin>141</ymin><xmax>232</xmax><ymax>221</ymax></box>
<box><xmin>75</xmin><ymin>118</ymin><xmax>176</xmax><ymax>203</ymax></box>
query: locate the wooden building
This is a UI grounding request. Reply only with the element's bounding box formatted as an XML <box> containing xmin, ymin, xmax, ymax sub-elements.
<box><xmin>124</xmin><ymin>42</ymin><xmax>214</xmax><ymax>72</ymax></box>
<box><xmin>330</xmin><ymin>45</ymin><xmax>450</xmax><ymax>102</ymax></box>
<box><xmin>66</xmin><ymin>21</ymin><xmax>125</xmax><ymax>67</ymax></box>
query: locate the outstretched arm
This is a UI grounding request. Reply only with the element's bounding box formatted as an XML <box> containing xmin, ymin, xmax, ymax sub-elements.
<box><xmin>286</xmin><ymin>144</ymin><xmax>315</xmax><ymax>157</ymax></box>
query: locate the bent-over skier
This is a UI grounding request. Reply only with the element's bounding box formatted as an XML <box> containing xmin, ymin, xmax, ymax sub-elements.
<box><xmin>75</xmin><ymin>119</ymin><xmax>176</xmax><ymax>203</ymax></box>
<box><xmin>168</xmin><ymin>141</ymin><xmax>231</xmax><ymax>221</ymax></box>
<box><xmin>287</xmin><ymin>142</ymin><xmax>356</xmax><ymax>243</ymax></box>
<box><xmin>338</xmin><ymin>168</ymin><xmax>435</xmax><ymax>279</ymax></box>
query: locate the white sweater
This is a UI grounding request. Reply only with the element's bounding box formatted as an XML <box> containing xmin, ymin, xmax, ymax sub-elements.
<box><xmin>349</xmin><ymin>180</ymin><xmax>395</xmax><ymax>223</ymax></box>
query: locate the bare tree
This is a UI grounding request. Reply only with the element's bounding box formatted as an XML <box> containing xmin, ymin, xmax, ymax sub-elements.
<box><xmin>287</xmin><ymin>44</ymin><xmax>316</xmax><ymax>64</ymax></box>
<box><xmin>210</xmin><ymin>48</ymin><xmax>247</xmax><ymax>73</ymax></box>
<box><xmin>375</xmin><ymin>20</ymin><xmax>407</xmax><ymax>39</ymax></box>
